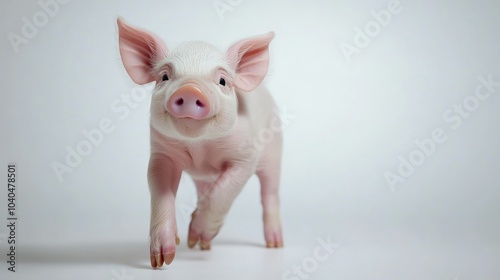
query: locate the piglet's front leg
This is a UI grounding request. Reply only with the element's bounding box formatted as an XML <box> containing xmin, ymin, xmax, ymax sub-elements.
<box><xmin>188</xmin><ymin>165</ymin><xmax>254</xmax><ymax>250</ymax></box>
<box><xmin>148</xmin><ymin>155</ymin><xmax>182</xmax><ymax>268</ymax></box>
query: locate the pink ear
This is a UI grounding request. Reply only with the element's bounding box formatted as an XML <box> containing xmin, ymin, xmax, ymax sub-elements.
<box><xmin>227</xmin><ymin>32</ymin><xmax>275</xmax><ymax>92</ymax></box>
<box><xmin>117</xmin><ymin>17</ymin><xmax>168</xmax><ymax>85</ymax></box>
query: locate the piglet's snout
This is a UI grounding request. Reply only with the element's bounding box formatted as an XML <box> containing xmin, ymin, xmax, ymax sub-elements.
<box><xmin>167</xmin><ymin>85</ymin><xmax>210</xmax><ymax>120</ymax></box>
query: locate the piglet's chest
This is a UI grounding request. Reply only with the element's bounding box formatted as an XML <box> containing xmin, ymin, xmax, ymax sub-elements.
<box><xmin>184</xmin><ymin>142</ymin><xmax>233</xmax><ymax>182</ymax></box>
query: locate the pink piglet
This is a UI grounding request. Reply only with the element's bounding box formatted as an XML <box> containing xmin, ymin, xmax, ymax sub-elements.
<box><xmin>117</xmin><ymin>17</ymin><xmax>283</xmax><ymax>268</ymax></box>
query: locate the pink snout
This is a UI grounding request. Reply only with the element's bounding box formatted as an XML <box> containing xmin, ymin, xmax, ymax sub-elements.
<box><xmin>167</xmin><ymin>85</ymin><xmax>210</xmax><ymax>119</ymax></box>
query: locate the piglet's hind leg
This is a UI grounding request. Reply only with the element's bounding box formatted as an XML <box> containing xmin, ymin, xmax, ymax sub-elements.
<box><xmin>257</xmin><ymin>163</ymin><xmax>283</xmax><ymax>248</ymax></box>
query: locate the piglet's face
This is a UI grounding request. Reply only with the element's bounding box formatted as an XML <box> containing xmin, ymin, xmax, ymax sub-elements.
<box><xmin>117</xmin><ymin>18</ymin><xmax>274</xmax><ymax>140</ymax></box>
<box><xmin>149</xmin><ymin>42</ymin><xmax>237</xmax><ymax>140</ymax></box>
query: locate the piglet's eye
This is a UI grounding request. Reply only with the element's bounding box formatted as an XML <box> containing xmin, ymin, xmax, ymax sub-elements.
<box><xmin>162</xmin><ymin>74</ymin><xmax>169</xmax><ymax>81</ymax></box>
<box><xmin>219</xmin><ymin>78</ymin><xmax>226</xmax><ymax>86</ymax></box>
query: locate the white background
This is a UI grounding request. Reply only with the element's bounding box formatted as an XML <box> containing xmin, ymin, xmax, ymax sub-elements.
<box><xmin>1</xmin><ymin>0</ymin><xmax>500</xmax><ymax>279</ymax></box>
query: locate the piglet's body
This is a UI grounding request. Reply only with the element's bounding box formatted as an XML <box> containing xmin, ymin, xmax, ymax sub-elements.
<box><xmin>117</xmin><ymin>18</ymin><xmax>283</xmax><ymax>268</ymax></box>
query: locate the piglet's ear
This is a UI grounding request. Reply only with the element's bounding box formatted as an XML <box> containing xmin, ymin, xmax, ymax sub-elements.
<box><xmin>227</xmin><ymin>32</ymin><xmax>274</xmax><ymax>92</ymax></box>
<box><xmin>117</xmin><ymin>17</ymin><xmax>167</xmax><ymax>85</ymax></box>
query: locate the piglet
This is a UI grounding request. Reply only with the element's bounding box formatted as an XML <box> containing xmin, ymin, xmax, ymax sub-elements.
<box><xmin>117</xmin><ymin>17</ymin><xmax>283</xmax><ymax>268</ymax></box>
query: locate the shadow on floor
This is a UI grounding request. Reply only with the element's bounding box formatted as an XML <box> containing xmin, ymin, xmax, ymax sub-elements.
<box><xmin>18</xmin><ymin>239</ymin><xmax>265</xmax><ymax>269</ymax></box>
<box><xmin>19</xmin><ymin>241</ymin><xmax>150</xmax><ymax>269</ymax></box>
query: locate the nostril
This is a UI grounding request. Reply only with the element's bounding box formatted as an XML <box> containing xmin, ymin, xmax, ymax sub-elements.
<box><xmin>168</xmin><ymin>86</ymin><xmax>210</xmax><ymax>119</ymax></box>
<box><xmin>175</xmin><ymin>98</ymin><xmax>184</xmax><ymax>106</ymax></box>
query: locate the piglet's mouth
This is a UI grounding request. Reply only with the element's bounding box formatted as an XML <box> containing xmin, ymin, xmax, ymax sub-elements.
<box><xmin>170</xmin><ymin>116</ymin><xmax>213</xmax><ymax>139</ymax></box>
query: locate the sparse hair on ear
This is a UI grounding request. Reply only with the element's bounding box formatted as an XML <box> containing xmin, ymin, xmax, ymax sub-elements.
<box><xmin>226</xmin><ymin>32</ymin><xmax>275</xmax><ymax>92</ymax></box>
<box><xmin>117</xmin><ymin>17</ymin><xmax>168</xmax><ymax>85</ymax></box>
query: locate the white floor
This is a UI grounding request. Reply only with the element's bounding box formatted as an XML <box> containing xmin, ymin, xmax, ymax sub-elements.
<box><xmin>2</xmin><ymin>0</ymin><xmax>500</xmax><ymax>279</ymax></box>
<box><xmin>8</xmin><ymin>220</ymin><xmax>500</xmax><ymax>279</ymax></box>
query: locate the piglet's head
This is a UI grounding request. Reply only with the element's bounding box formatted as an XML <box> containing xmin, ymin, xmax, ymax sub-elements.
<box><xmin>117</xmin><ymin>17</ymin><xmax>274</xmax><ymax>140</ymax></box>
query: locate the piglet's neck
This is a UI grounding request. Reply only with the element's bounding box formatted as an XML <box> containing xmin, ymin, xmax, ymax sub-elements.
<box><xmin>149</xmin><ymin>125</ymin><xmax>219</xmax><ymax>147</ymax></box>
